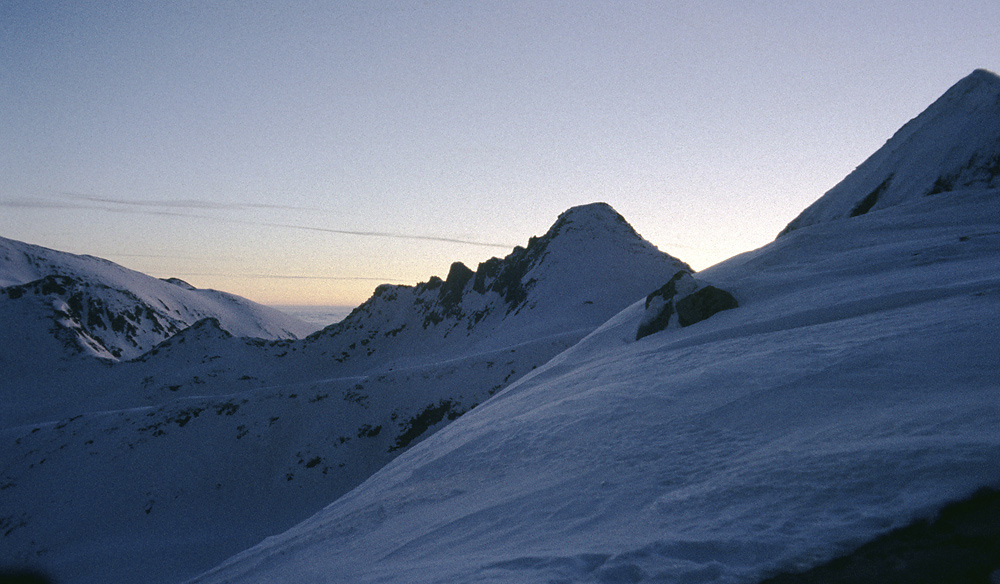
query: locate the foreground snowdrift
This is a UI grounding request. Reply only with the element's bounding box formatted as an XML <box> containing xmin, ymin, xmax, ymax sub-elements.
<box><xmin>191</xmin><ymin>187</ymin><xmax>1000</xmax><ymax>584</ymax></box>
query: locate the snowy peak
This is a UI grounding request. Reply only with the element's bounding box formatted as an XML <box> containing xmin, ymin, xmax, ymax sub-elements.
<box><xmin>543</xmin><ymin>201</ymin><xmax>639</xmax><ymax>240</ymax></box>
<box><xmin>523</xmin><ymin>202</ymin><xmax>661</xmax><ymax>266</ymax></box>
<box><xmin>467</xmin><ymin>201</ymin><xmax>689</xmax><ymax>315</ymax></box>
<box><xmin>305</xmin><ymin>203</ymin><xmax>690</xmax><ymax>365</ymax></box>
<box><xmin>779</xmin><ymin>69</ymin><xmax>1000</xmax><ymax>235</ymax></box>
<box><xmin>936</xmin><ymin>68</ymin><xmax>1000</xmax><ymax>110</ymax></box>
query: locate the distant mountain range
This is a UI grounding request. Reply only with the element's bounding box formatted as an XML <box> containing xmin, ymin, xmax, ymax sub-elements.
<box><xmin>0</xmin><ymin>236</ymin><xmax>313</xmax><ymax>361</ymax></box>
<box><xmin>3</xmin><ymin>69</ymin><xmax>1000</xmax><ymax>584</ymax></box>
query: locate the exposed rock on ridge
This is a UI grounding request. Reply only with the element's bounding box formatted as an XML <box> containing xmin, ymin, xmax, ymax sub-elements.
<box><xmin>306</xmin><ymin>202</ymin><xmax>691</xmax><ymax>365</ymax></box>
<box><xmin>1</xmin><ymin>274</ymin><xmax>185</xmax><ymax>359</ymax></box>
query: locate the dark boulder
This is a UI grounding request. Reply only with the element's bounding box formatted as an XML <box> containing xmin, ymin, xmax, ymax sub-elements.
<box><xmin>636</xmin><ymin>271</ymin><xmax>737</xmax><ymax>340</ymax></box>
<box><xmin>675</xmin><ymin>285</ymin><xmax>739</xmax><ymax>327</ymax></box>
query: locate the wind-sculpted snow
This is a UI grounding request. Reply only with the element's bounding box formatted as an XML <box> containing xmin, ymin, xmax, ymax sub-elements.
<box><xmin>189</xmin><ymin>187</ymin><xmax>1000</xmax><ymax>584</ymax></box>
<box><xmin>0</xmin><ymin>203</ymin><xmax>691</xmax><ymax>584</ymax></box>
<box><xmin>780</xmin><ymin>68</ymin><xmax>1000</xmax><ymax>235</ymax></box>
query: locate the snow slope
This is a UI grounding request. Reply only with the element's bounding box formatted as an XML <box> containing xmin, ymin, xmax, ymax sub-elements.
<box><xmin>189</xmin><ymin>189</ymin><xmax>1000</xmax><ymax>584</ymax></box>
<box><xmin>779</xmin><ymin>68</ymin><xmax>1000</xmax><ymax>235</ymax></box>
<box><xmin>186</xmin><ymin>73</ymin><xmax>1000</xmax><ymax>584</ymax></box>
<box><xmin>0</xmin><ymin>204</ymin><xmax>692</xmax><ymax>584</ymax></box>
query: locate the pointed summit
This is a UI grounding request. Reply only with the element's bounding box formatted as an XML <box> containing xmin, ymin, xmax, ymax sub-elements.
<box><xmin>306</xmin><ymin>203</ymin><xmax>690</xmax><ymax>363</ymax></box>
<box><xmin>779</xmin><ymin>69</ymin><xmax>1000</xmax><ymax>235</ymax></box>
<box><xmin>545</xmin><ymin>202</ymin><xmax>635</xmax><ymax>237</ymax></box>
<box><xmin>946</xmin><ymin>68</ymin><xmax>1000</xmax><ymax>97</ymax></box>
<box><xmin>519</xmin><ymin>202</ymin><xmax>688</xmax><ymax>284</ymax></box>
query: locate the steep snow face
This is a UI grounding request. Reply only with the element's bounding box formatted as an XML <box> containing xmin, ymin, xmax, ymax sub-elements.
<box><xmin>188</xmin><ymin>186</ymin><xmax>1000</xmax><ymax>584</ymax></box>
<box><xmin>779</xmin><ymin>69</ymin><xmax>1000</xmax><ymax>235</ymax></box>
<box><xmin>0</xmin><ymin>236</ymin><xmax>312</xmax><ymax>360</ymax></box>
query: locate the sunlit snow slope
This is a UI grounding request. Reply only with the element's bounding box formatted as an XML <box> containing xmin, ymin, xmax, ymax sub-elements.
<box><xmin>189</xmin><ymin>72</ymin><xmax>1000</xmax><ymax>584</ymax></box>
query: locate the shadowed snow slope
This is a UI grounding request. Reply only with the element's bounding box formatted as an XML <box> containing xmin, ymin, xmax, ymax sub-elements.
<box><xmin>0</xmin><ymin>204</ymin><xmax>690</xmax><ymax>584</ymax></box>
<box><xmin>779</xmin><ymin>68</ymin><xmax>1000</xmax><ymax>235</ymax></box>
<box><xmin>190</xmin><ymin>188</ymin><xmax>1000</xmax><ymax>584</ymax></box>
<box><xmin>187</xmin><ymin>72</ymin><xmax>1000</xmax><ymax>584</ymax></box>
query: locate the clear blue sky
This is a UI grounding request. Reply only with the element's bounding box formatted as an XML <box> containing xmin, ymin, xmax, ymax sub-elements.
<box><xmin>3</xmin><ymin>1</ymin><xmax>999</xmax><ymax>305</ymax></box>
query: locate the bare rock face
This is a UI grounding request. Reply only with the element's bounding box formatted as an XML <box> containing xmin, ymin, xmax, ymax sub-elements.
<box><xmin>636</xmin><ymin>271</ymin><xmax>738</xmax><ymax>340</ymax></box>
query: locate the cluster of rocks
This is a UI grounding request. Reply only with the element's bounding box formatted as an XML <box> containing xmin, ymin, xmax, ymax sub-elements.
<box><xmin>636</xmin><ymin>271</ymin><xmax>738</xmax><ymax>340</ymax></box>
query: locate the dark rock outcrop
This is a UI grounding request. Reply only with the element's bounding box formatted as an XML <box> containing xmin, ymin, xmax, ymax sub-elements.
<box><xmin>675</xmin><ymin>285</ymin><xmax>740</xmax><ymax>327</ymax></box>
<box><xmin>439</xmin><ymin>262</ymin><xmax>474</xmax><ymax>310</ymax></box>
<box><xmin>758</xmin><ymin>487</ymin><xmax>1000</xmax><ymax>584</ymax></box>
<box><xmin>636</xmin><ymin>271</ymin><xmax>738</xmax><ymax>340</ymax></box>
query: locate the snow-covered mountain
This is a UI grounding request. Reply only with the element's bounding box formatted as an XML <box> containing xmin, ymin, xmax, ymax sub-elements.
<box><xmin>301</xmin><ymin>201</ymin><xmax>692</xmax><ymax>367</ymax></box>
<box><xmin>0</xmin><ymin>236</ymin><xmax>315</xmax><ymax>427</ymax></box>
<box><xmin>181</xmin><ymin>71</ymin><xmax>1000</xmax><ymax>584</ymax></box>
<box><xmin>0</xmin><ymin>236</ymin><xmax>312</xmax><ymax>361</ymax></box>
<box><xmin>779</xmin><ymin>68</ymin><xmax>1000</xmax><ymax>235</ymax></box>
<box><xmin>0</xmin><ymin>204</ymin><xmax>693</xmax><ymax>584</ymax></box>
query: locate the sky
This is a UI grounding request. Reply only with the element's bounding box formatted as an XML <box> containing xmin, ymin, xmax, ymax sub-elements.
<box><xmin>2</xmin><ymin>1</ymin><xmax>999</xmax><ymax>307</ymax></box>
